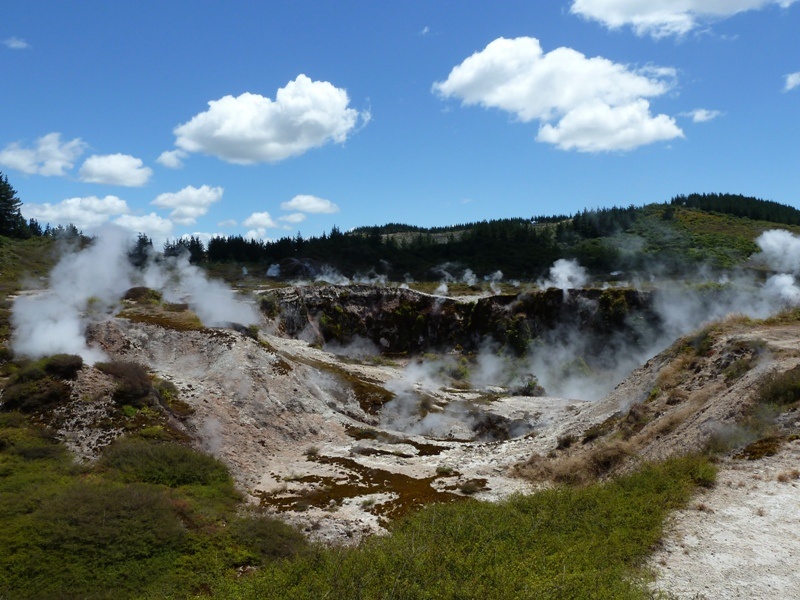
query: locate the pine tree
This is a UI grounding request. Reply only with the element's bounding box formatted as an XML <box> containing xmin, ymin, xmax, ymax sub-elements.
<box><xmin>0</xmin><ymin>172</ymin><xmax>28</xmax><ymax>237</ymax></box>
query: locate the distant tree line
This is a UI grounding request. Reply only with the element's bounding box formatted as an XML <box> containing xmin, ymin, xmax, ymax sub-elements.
<box><xmin>671</xmin><ymin>193</ymin><xmax>800</xmax><ymax>226</ymax></box>
<box><xmin>6</xmin><ymin>168</ymin><xmax>796</xmax><ymax>279</ymax></box>
<box><xmin>0</xmin><ymin>172</ymin><xmax>85</xmax><ymax>241</ymax></box>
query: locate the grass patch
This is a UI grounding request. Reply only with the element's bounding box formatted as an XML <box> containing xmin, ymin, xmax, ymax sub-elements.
<box><xmin>211</xmin><ymin>455</ymin><xmax>715</xmax><ymax>600</ymax></box>
<box><xmin>117</xmin><ymin>307</ymin><xmax>205</xmax><ymax>332</ymax></box>
<box><xmin>100</xmin><ymin>437</ymin><xmax>231</xmax><ymax>488</ymax></box>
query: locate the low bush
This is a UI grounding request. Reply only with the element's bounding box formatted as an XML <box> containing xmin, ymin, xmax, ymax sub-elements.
<box><xmin>101</xmin><ymin>437</ymin><xmax>231</xmax><ymax>488</ymax></box>
<box><xmin>229</xmin><ymin>513</ymin><xmax>310</xmax><ymax>563</ymax></box>
<box><xmin>96</xmin><ymin>360</ymin><xmax>153</xmax><ymax>407</ymax></box>
<box><xmin>755</xmin><ymin>365</ymin><xmax>800</xmax><ymax>407</ymax></box>
<box><xmin>1</xmin><ymin>378</ymin><xmax>71</xmax><ymax>413</ymax></box>
<box><xmin>43</xmin><ymin>354</ymin><xmax>83</xmax><ymax>380</ymax></box>
<box><xmin>123</xmin><ymin>286</ymin><xmax>163</xmax><ymax>303</ymax></box>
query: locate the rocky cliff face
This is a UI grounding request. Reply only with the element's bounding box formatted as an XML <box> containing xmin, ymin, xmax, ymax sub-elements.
<box><xmin>263</xmin><ymin>284</ymin><xmax>656</xmax><ymax>358</ymax></box>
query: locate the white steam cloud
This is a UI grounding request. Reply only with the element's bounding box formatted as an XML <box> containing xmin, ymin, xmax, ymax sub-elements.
<box><xmin>11</xmin><ymin>227</ymin><xmax>259</xmax><ymax>363</ymax></box>
<box><xmin>538</xmin><ymin>258</ymin><xmax>588</xmax><ymax>290</ymax></box>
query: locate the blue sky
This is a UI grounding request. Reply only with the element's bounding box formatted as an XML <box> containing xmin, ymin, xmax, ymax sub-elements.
<box><xmin>2</xmin><ymin>1</ymin><xmax>798</xmax><ymax>245</ymax></box>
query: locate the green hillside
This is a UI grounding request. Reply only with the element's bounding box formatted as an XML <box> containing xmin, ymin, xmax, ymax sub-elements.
<box><xmin>194</xmin><ymin>193</ymin><xmax>800</xmax><ymax>280</ymax></box>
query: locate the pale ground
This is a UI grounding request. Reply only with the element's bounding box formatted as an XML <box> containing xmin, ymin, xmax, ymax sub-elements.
<box><xmin>81</xmin><ymin>313</ymin><xmax>800</xmax><ymax>596</ymax></box>
<box><xmin>650</xmin><ymin>438</ymin><xmax>800</xmax><ymax>599</ymax></box>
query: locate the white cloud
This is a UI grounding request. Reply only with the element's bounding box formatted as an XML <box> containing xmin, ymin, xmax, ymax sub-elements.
<box><xmin>280</xmin><ymin>194</ymin><xmax>340</xmax><ymax>214</ymax></box>
<box><xmin>173</xmin><ymin>74</ymin><xmax>369</xmax><ymax>164</ymax></box>
<box><xmin>278</xmin><ymin>212</ymin><xmax>307</xmax><ymax>224</ymax></box>
<box><xmin>0</xmin><ymin>132</ymin><xmax>86</xmax><ymax>176</ymax></box>
<box><xmin>570</xmin><ymin>0</ymin><xmax>798</xmax><ymax>38</ymax></box>
<box><xmin>242</xmin><ymin>211</ymin><xmax>278</xmax><ymax>229</ymax></box>
<box><xmin>79</xmin><ymin>154</ymin><xmax>153</xmax><ymax>186</ymax></box>
<box><xmin>785</xmin><ymin>71</ymin><xmax>800</xmax><ymax>91</ymax></box>
<box><xmin>433</xmin><ymin>37</ymin><xmax>682</xmax><ymax>153</ymax></box>
<box><xmin>151</xmin><ymin>185</ymin><xmax>223</xmax><ymax>225</ymax></box>
<box><xmin>420</xmin><ymin>26</ymin><xmax>430</xmax><ymax>35</ymax></box>
<box><xmin>113</xmin><ymin>213</ymin><xmax>174</xmax><ymax>242</ymax></box>
<box><xmin>681</xmin><ymin>108</ymin><xmax>723</xmax><ymax>122</ymax></box>
<box><xmin>21</xmin><ymin>195</ymin><xmax>129</xmax><ymax>230</ymax></box>
<box><xmin>244</xmin><ymin>228</ymin><xmax>274</xmax><ymax>241</ymax></box>
<box><xmin>217</xmin><ymin>219</ymin><xmax>238</xmax><ymax>228</ymax></box>
<box><xmin>156</xmin><ymin>149</ymin><xmax>188</xmax><ymax>169</ymax></box>
<box><xmin>3</xmin><ymin>37</ymin><xmax>29</xmax><ymax>49</ymax></box>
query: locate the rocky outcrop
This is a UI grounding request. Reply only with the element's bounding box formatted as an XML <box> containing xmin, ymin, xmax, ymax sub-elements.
<box><xmin>262</xmin><ymin>285</ymin><xmax>657</xmax><ymax>357</ymax></box>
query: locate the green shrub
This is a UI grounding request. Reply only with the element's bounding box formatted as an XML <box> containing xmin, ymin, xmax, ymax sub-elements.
<box><xmin>230</xmin><ymin>513</ymin><xmax>309</xmax><ymax>563</ymax></box>
<box><xmin>123</xmin><ymin>286</ymin><xmax>163</xmax><ymax>303</ymax></box>
<box><xmin>11</xmin><ymin>362</ymin><xmax>48</xmax><ymax>383</ymax></box>
<box><xmin>756</xmin><ymin>365</ymin><xmax>800</xmax><ymax>407</ymax></box>
<box><xmin>1</xmin><ymin>378</ymin><xmax>71</xmax><ymax>413</ymax></box>
<box><xmin>43</xmin><ymin>354</ymin><xmax>83</xmax><ymax>380</ymax></box>
<box><xmin>96</xmin><ymin>361</ymin><xmax>153</xmax><ymax>407</ymax></box>
<box><xmin>101</xmin><ymin>438</ymin><xmax>231</xmax><ymax>488</ymax></box>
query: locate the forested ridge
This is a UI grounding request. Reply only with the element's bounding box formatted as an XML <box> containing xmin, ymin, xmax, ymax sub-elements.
<box><xmin>3</xmin><ymin>169</ymin><xmax>798</xmax><ymax>280</ymax></box>
<box><xmin>173</xmin><ymin>193</ymin><xmax>800</xmax><ymax>279</ymax></box>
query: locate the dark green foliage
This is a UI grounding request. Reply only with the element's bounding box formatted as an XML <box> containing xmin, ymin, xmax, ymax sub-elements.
<box><xmin>96</xmin><ymin>361</ymin><xmax>153</xmax><ymax>407</ymax></box>
<box><xmin>127</xmin><ymin>233</ymin><xmax>153</xmax><ymax>268</ymax></box>
<box><xmin>101</xmin><ymin>438</ymin><xmax>231</xmax><ymax>487</ymax></box>
<box><xmin>0</xmin><ymin>416</ymin><xmax>306</xmax><ymax>600</ymax></box>
<box><xmin>163</xmin><ymin>235</ymin><xmax>206</xmax><ymax>263</ymax></box>
<box><xmin>229</xmin><ymin>513</ymin><xmax>310</xmax><ymax>563</ymax></box>
<box><xmin>43</xmin><ymin>354</ymin><xmax>83</xmax><ymax>380</ymax></box>
<box><xmin>1</xmin><ymin>374</ymin><xmax>71</xmax><ymax>413</ymax></box>
<box><xmin>0</xmin><ymin>172</ymin><xmax>28</xmax><ymax>238</ymax></box>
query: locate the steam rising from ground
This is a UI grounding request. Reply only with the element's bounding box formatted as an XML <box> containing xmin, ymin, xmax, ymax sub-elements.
<box><xmin>377</xmin><ymin>229</ymin><xmax>800</xmax><ymax>437</ymax></box>
<box><xmin>537</xmin><ymin>258</ymin><xmax>588</xmax><ymax>291</ymax></box>
<box><xmin>11</xmin><ymin>226</ymin><xmax>258</xmax><ymax>363</ymax></box>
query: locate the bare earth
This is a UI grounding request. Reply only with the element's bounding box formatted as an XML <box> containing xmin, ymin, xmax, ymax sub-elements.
<box><xmin>649</xmin><ymin>439</ymin><xmax>800</xmax><ymax>599</ymax></box>
<box><xmin>69</xmin><ymin>307</ymin><xmax>800</xmax><ymax>596</ymax></box>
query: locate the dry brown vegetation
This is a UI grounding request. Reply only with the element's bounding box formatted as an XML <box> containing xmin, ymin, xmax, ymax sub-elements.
<box><xmin>518</xmin><ymin>313</ymin><xmax>800</xmax><ymax>486</ymax></box>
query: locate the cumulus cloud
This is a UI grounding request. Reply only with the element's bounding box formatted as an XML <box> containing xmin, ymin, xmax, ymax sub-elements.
<box><xmin>681</xmin><ymin>108</ymin><xmax>723</xmax><ymax>122</ymax></box>
<box><xmin>217</xmin><ymin>219</ymin><xmax>237</xmax><ymax>228</ymax></box>
<box><xmin>156</xmin><ymin>149</ymin><xmax>188</xmax><ymax>169</ymax></box>
<box><xmin>21</xmin><ymin>196</ymin><xmax>129</xmax><ymax>230</ymax></box>
<box><xmin>0</xmin><ymin>132</ymin><xmax>86</xmax><ymax>176</ymax></box>
<box><xmin>278</xmin><ymin>212</ymin><xmax>307</xmax><ymax>224</ymax></box>
<box><xmin>785</xmin><ymin>71</ymin><xmax>800</xmax><ymax>91</ymax></box>
<box><xmin>433</xmin><ymin>37</ymin><xmax>682</xmax><ymax>152</ymax></box>
<box><xmin>570</xmin><ymin>0</ymin><xmax>797</xmax><ymax>38</ymax></box>
<box><xmin>244</xmin><ymin>228</ymin><xmax>273</xmax><ymax>241</ymax></box>
<box><xmin>79</xmin><ymin>153</ymin><xmax>153</xmax><ymax>186</ymax></box>
<box><xmin>280</xmin><ymin>194</ymin><xmax>340</xmax><ymax>214</ymax></box>
<box><xmin>3</xmin><ymin>37</ymin><xmax>29</xmax><ymax>49</ymax></box>
<box><xmin>243</xmin><ymin>211</ymin><xmax>278</xmax><ymax>229</ymax></box>
<box><xmin>113</xmin><ymin>213</ymin><xmax>174</xmax><ymax>242</ymax></box>
<box><xmin>151</xmin><ymin>184</ymin><xmax>223</xmax><ymax>225</ymax></box>
<box><xmin>172</xmin><ymin>74</ymin><xmax>369</xmax><ymax>164</ymax></box>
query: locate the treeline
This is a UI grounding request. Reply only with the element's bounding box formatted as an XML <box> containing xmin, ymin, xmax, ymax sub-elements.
<box><xmin>671</xmin><ymin>193</ymin><xmax>800</xmax><ymax>226</ymax></box>
<box><xmin>165</xmin><ymin>209</ymin><xmax>645</xmax><ymax>279</ymax></box>
<box><xmin>0</xmin><ymin>172</ymin><xmax>85</xmax><ymax>241</ymax></box>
